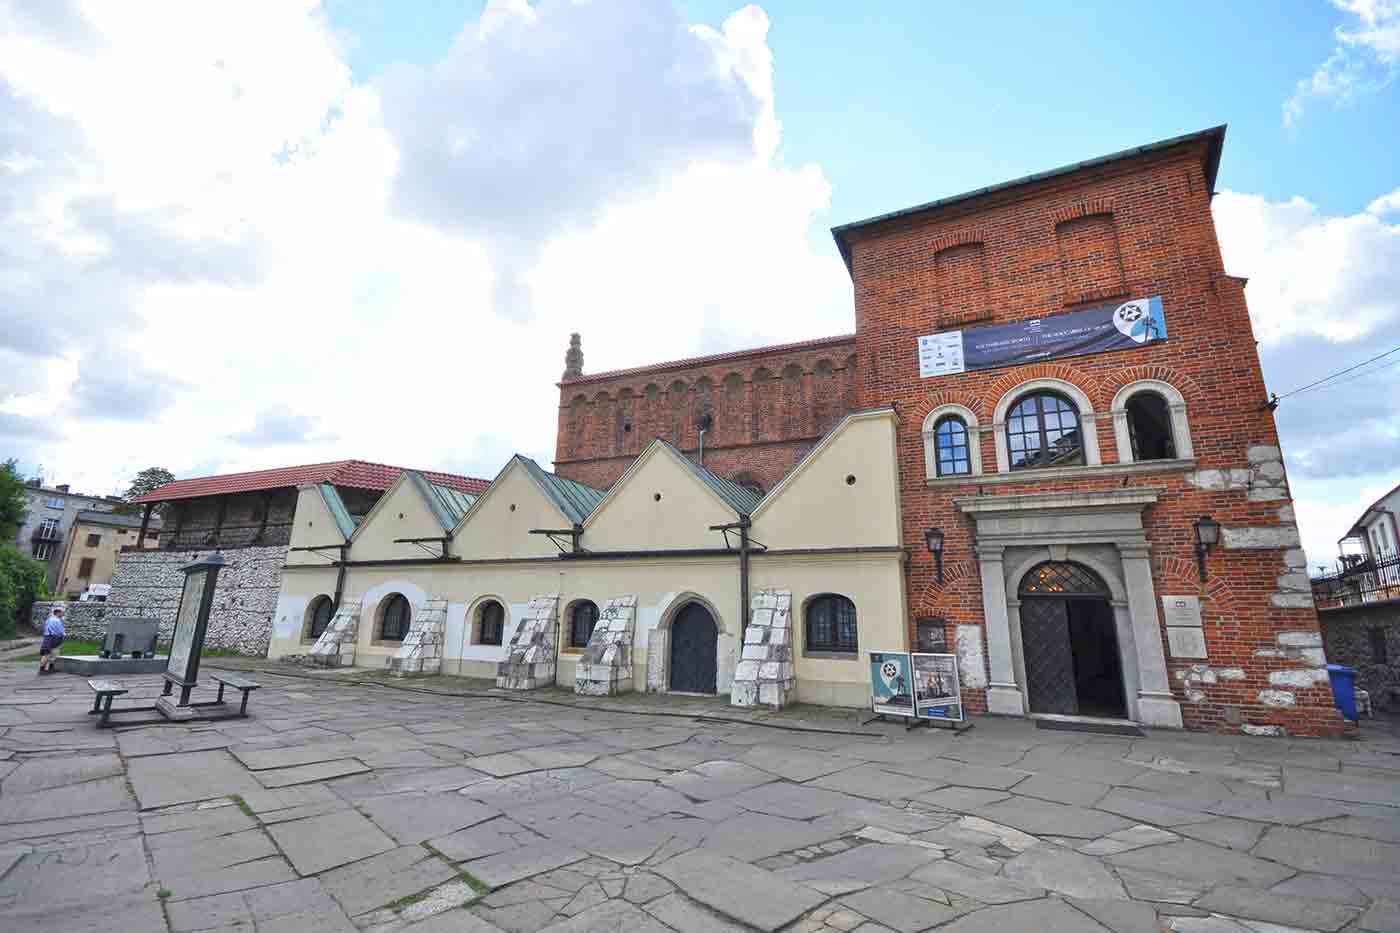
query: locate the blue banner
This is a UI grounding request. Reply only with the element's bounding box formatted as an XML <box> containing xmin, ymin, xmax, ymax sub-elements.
<box><xmin>918</xmin><ymin>296</ymin><xmax>1167</xmax><ymax>378</ymax></box>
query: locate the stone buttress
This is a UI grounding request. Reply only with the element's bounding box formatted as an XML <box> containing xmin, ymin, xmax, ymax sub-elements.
<box><xmin>731</xmin><ymin>588</ymin><xmax>795</xmax><ymax>709</ymax></box>
<box><xmin>307</xmin><ymin>604</ymin><xmax>360</xmax><ymax>668</ymax></box>
<box><xmin>574</xmin><ymin>595</ymin><xmax>637</xmax><ymax>696</ymax></box>
<box><xmin>388</xmin><ymin>598</ymin><xmax>447</xmax><ymax>677</ymax></box>
<box><xmin>496</xmin><ymin>593</ymin><xmax>559</xmax><ymax>690</ymax></box>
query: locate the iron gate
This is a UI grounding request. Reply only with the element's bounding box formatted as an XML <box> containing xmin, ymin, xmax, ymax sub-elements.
<box><xmin>1019</xmin><ymin>597</ymin><xmax>1078</xmax><ymax>715</ymax></box>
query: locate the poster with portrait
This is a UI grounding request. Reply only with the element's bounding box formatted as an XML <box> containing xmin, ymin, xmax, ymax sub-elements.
<box><xmin>912</xmin><ymin>652</ymin><xmax>963</xmax><ymax>722</ymax></box>
<box><xmin>165</xmin><ymin>568</ymin><xmax>208</xmax><ymax>683</ymax></box>
<box><xmin>869</xmin><ymin>651</ymin><xmax>915</xmax><ymax>717</ymax></box>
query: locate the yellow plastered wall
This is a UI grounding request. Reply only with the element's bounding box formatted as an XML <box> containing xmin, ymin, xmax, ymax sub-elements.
<box><xmin>751</xmin><ymin>410</ymin><xmax>902</xmax><ymax>550</ymax></box>
<box><xmin>350</xmin><ymin>475</ymin><xmax>448</xmax><ymax>562</ymax></box>
<box><xmin>585</xmin><ymin>446</ymin><xmax>737</xmax><ymax>551</ymax></box>
<box><xmin>452</xmin><ymin>462</ymin><xmax>570</xmax><ymax>561</ymax></box>
<box><xmin>286</xmin><ymin>486</ymin><xmax>345</xmax><ymax>568</ymax></box>
<box><xmin>269</xmin><ymin>566</ymin><xmax>339</xmax><ymax>649</ymax></box>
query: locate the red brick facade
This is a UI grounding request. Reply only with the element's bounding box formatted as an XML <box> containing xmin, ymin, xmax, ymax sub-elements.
<box><xmin>555</xmin><ymin>335</ymin><xmax>857</xmax><ymax>493</ymax></box>
<box><xmin>556</xmin><ymin>128</ymin><xmax>1343</xmax><ymax>736</ymax></box>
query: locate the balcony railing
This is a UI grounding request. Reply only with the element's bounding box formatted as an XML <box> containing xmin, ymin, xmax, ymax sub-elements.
<box><xmin>1312</xmin><ymin>553</ymin><xmax>1400</xmax><ymax>609</ymax></box>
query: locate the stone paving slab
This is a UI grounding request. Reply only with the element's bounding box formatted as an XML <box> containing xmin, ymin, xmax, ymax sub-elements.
<box><xmin>1106</xmin><ymin>839</ymin><xmax>1294</xmax><ymax>888</ymax></box>
<box><xmin>839</xmin><ymin>884</ymin><xmax>964</xmax><ymax>931</ymax></box>
<box><xmin>776</xmin><ymin>842</ymin><xmax>941</xmax><ymax>895</ymax></box>
<box><xmin>252</xmin><ymin>757</ymin><xmax>370</xmax><ymax>788</ymax></box>
<box><xmin>318</xmin><ymin>844</ymin><xmax>459</xmax><ymax>917</ymax></box>
<box><xmin>1195</xmin><ymin>884</ymin><xmax>1360</xmax><ymax>931</ymax></box>
<box><xmin>1252</xmin><ymin>824</ymin><xmax>1400</xmax><ymax>881</ymax></box>
<box><xmin>0</xmin><ymin>773</ymin><xmax>134</xmax><ymax>822</ymax></box>
<box><xmin>0</xmin><ymin>835</ymin><xmax>151</xmax><ymax>910</ymax></box>
<box><xmin>358</xmin><ymin>789</ymin><xmax>499</xmax><ymax>844</ymax></box>
<box><xmin>939</xmin><ymin>898</ymin><xmax>1114</xmax><ymax>932</ymax></box>
<box><xmin>656</xmin><ymin>848</ymin><xmax>828</xmax><ymax>931</ymax></box>
<box><xmin>128</xmin><ymin>748</ymin><xmax>262</xmax><ymax>809</ymax></box>
<box><xmin>267</xmin><ymin>807</ymin><xmax>397</xmax><ymax>875</ymax></box>
<box><xmin>464</xmin><ymin>839</ymin><xmax>589</xmax><ymax>887</ymax></box>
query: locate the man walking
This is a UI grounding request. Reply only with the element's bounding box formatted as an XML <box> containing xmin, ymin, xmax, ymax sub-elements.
<box><xmin>38</xmin><ymin>605</ymin><xmax>65</xmax><ymax>675</ymax></box>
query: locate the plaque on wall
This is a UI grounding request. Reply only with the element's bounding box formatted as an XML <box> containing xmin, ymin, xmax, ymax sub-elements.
<box><xmin>1167</xmin><ymin>627</ymin><xmax>1208</xmax><ymax>659</ymax></box>
<box><xmin>916</xmin><ymin>618</ymin><xmax>948</xmax><ymax>653</ymax></box>
<box><xmin>1161</xmin><ymin>595</ymin><xmax>1203</xmax><ymax>627</ymax></box>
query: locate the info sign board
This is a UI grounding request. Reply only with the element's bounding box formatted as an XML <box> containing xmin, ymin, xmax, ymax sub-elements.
<box><xmin>869</xmin><ymin>651</ymin><xmax>915</xmax><ymax>717</ymax></box>
<box><xmin>918</xmin><ymin>295</ymin><xmax>1166</xmax><ymax>379</ymax></box>
<box><xmin>912</xmin><ymin>652</ymin><xmax>964</xmax><ymax>722</ymax></box>
<box><xmin>164</xmin><ymin>552</ymin><xmax>225</xmax><ymax>691</ymax></box>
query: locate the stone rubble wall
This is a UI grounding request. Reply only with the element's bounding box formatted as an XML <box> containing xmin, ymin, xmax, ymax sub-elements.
<box><xmin>389</xmin><ymin>598</ymin><xmax>448</xmax><ymax>677</ymax></box>
<box><xmin>731</xmin><ymin>588</ymin><xmax>795</xmax><ymax>709</ymax></box>
<box><xmin>304</xmin><ymin>604</ymin><xmax>360</xmax><ymax>668</ymax></box>
<box><xmin>35</xmin><ymin>545</ymin><xmax>287</xmax><ymax>656</ymax></box>
<box><xmin>1318</xmin><ymin>602</ymin><xmax>1400</xmax><ymax>711</ymax></box>
<box><xmin>29</xmin><ymin>601</ymin><xmax>109</xmax><ymax>641</ymax></box>
<box><xmin>496</xmin><ymin>593</ymin><xmax>559</xmax><ymax>690</ymax></box>
<box><xmin>574</xmin><ymin>595</ymin><xmax>637</xmax><ymax>696</ymax></box>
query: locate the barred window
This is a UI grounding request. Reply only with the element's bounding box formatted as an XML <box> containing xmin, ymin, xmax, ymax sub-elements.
<box><xmin>1007</xmin><ymin>392</ymin><xmax>1083</xmax><ymax>469</ymax></box>
<box><xmin>570</xmin><ymin>600</ymin><xmax>600</xmax><ymax>648</ymax></box>
<box><xmin>806</xmin><ymin>594</ymin><xmax>857</xmax><ymax>654</ymax></box>
<box><xmin>380</xmin><ymin>594</ymin><xmax>410</xmax><ymax>642</ymax></box>
<box><xmin>308</xmin><ymin>595</ymin><xmax>334</xmax><ymax>640</ymax></box>
<box><xmin>478</xmin><ymin>600</ymin><xmax>505</xmax><ymax>646</ymax></box>
<box><xmin>934</xmin><ymin>416</ymin><xmax>971</xmax><ymax>476</ymax></box>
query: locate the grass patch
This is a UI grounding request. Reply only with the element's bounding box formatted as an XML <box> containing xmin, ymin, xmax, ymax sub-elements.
<box><xmin>12</xmin><ymin>641</ymin><xmax>244</xmax><ymax>662</ymax></box>
<box><xmin>389</xmin><ymin>890</ymin><xmax>430</xmax><ymax>911</ymax></box>
<box><xmin>157</xmin><ymin>889</ymin><xmax>173</xmax><ymax>900</ymax></box>
<box><xmin>231</xmin><ymin>795</ymin><xmax>255</xmax><ymax>819</ymax></box>
<box><xmin>459</xmin><ymin>869</ymin><xmax>491</xmax><ymax>897</ymax></box>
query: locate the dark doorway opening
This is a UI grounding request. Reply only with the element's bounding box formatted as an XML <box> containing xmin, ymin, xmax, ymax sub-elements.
<box><xmin>1019</xmin><ymin>562</ymin><xmax>1127</xmax><ymax>719</ymax></box>
<box><xmin>669</xmin><ymin>602</ymin><xmax>718</xmax><ymax>694</ymax></box>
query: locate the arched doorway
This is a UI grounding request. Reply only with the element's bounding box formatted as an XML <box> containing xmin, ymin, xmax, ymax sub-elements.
<box><xmin>1018</xmin><ymin>561</ymin><xmax>1126</xmax><ymax>718</ymax></box>
<box><xmin>669</xmin><ymin>602</ymin><xmax>718</xmax><ymax>694</ymax></box>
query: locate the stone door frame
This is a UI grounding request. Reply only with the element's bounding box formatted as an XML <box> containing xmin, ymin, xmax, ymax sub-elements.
<box><xmin>955</xmin><ymin>488</ymin><xmax>1183</xmax><ymax>728</ymax></box>
<box><xmin>645</xmin><ymin>592</ymin><xmax>729</xmax><ymax>695</ymax></box>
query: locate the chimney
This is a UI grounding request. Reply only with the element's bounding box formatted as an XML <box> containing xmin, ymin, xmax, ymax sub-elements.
<box><xmin>55</xmin><ymin>484</ymin><xmax>70</xmax><ymax>493</ymax></box>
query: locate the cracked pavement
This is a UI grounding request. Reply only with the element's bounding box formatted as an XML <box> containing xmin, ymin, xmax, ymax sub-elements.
<box><xmin>0</xmin><ymin>663</ymin><xmax>1398</xmax><ymax>932</ymax></box>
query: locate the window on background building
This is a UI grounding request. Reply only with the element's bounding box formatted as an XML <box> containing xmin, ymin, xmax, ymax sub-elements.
<box><xmin>478</xmin><ymin>600</ymin><xmax>505</xmax><ymax>646</ymax></box>
<box><xmin>805</xmin><ymin>594</ymin><xmax>858</xmax><ymax>653</ymax></box>
<box><xmin>33</xmin><ymin>542</ymin><xmax>53</xmax><ymax>561</ymax></box>
<box><xmin>380</xmin><ymin>594</ymin><xmax>411</xmax><ymax>641</ymax></box>
<box><xmin>570</xmin><ymin>600</ymin><xmax>600</xmax><ymax>648</ymax></box>
<box><xmin>1126</xmin><ymin>392</ymin><xmax>1176</xmax><ymax>461</ymax></box>
<box><xmin>86</xmin><ymin>533</ymin><xmax>101</xmax><ymax>547</ymax></box>
<box><xmin>77</xmin><ymin>557</ymin><xmax>95</xmax><ymax>578</ymax></box>
<box><xmin>934</xmin><ymin>416</ymin><xmax>971</xmax><ymax>476</ymax></box>
<box><xmin>1371</xmin><ymin>627</ymin><xmax>1389</xmax><ymax>664</ymax></box>
<box><xmin>1006</xmin><ymin>392</ymin><xmax>1083</xmax><ymax>469</ymax></box>
<box><xmin>46</xmin><ymin>497</ymin><xmax>64</xmax><ymax>509</ymax></box>
<box><xmin>37</xmin><ymin>518</ymin><xmax>60</xmax><ymax>539</ymax></box>
<box><xmin>308</xmin><ymin>596</ymin><xmax>335</xmax><ymax>640</ymax></box>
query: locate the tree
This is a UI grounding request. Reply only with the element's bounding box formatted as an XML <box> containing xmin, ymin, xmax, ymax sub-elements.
<box><xmin>0</xmin><ymin>459</ymin><xmax>30</xmax><ymax>541</ymax></box>
<box><xmin>0</xmin><ymin>544</ymin><xmax>48</xmax><ymax>637</ymax></box>
<box><xmin>123</xmin><ymin>467</ymin><xmax>175</xmax><ymax>502</ymax></box>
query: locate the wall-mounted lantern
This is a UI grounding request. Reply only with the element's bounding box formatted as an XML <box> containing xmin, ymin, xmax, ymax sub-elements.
<box><xmin>925</xmin><ymin>527</ymin><xmax>945</xmax><ymax>584</ymax></box>
<box><xmin>1193</xmin><ymin>515</ymin><xmax>1221</xmax><ymax>582</ymax></box>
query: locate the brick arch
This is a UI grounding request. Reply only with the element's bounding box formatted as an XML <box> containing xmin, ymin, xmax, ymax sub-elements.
<box><xmin>1103</xmin><ymin>362</ymin><xmax>1205</xmax><ymax>410</ymax></box>
<box><xmin>641</xmin><ymin>383</ymin><xmax>662</xmax><ymax>444</ymax></box>
<box><xmin>617</xmin><ymin>387</ymin><xmax>637</xmax><ymax>454</ymax></box>
<box><xmin>912</xmin><ymin>390</ymin><xmax>986</xmax><ymax>428</ymax></box>
<box><xmin>910</xmin><ymin>558</ymin><xmax>980</xmax><ymax>612</ymax></box>
<box><xmin>590</xmin><ymin>391</ymin><xmax>613</xmax><ymax>457</ymax></box>
<box><xmin>780</xmin><ymin>363</ymin><xmax>805</xmax><ymax>436</ymax></box>
<box><xmin>983</xmin><ymin>362</ymin><xmax>1104</xmax><ymax>412</ymax></box>
<box><xmin>751</xmin><ymin>367</ymin><xmax>776</xmax><ymax>439</ymax></box>
<box><xmin>567</xmin><ymin>394</ymin><xmax>588</xmax><ymax>457</ymax></box>
<box><xmin>667</xmin><ymin>379</ymin><xmax>690</xmax><ymax>446</ymax></box>
<box><xmin>812</xmin><ymin>359</ymin><xmax>838</xmax><ymax>433</ymax></box>
<box><xmin>720</xmin><ymin>372</ymin><xmax>745</xmax><ymax>443</ymax></box>
<box><xmin>1152</xmin><ymin>555</ymin><xmax>1243</xmax><ymax>619</ymax></box>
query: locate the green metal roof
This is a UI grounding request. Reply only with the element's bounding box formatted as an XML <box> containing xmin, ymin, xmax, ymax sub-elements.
<box><xmin>658</xmin><ymin>441</ymin><xmax>763</xmax><ymax>515</ymax></box>
<box><xmin>407</xmin><ymin>472</ymin><xmax>478</xmax><ymax>531</ymax></box>
<box><xmin>517</xmin><ymin>456</ymin><xmax>606</xmax><ymax>524</ymax></box>
<box><xmin>316</xmin><ymin>484</ymin><xmax>358</xmax><ymax>539</ymax></box>
<box><xmin>831</xmin><ymin>125</ymin><xmax>1227</xmax><ymax>273</ymax></box>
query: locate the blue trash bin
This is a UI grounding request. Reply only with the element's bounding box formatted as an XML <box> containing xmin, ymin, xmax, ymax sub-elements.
<box><xmin>1327</xmin><ymin>663</ymin><xmax>1359</xmax><ymax>721</ymax></box>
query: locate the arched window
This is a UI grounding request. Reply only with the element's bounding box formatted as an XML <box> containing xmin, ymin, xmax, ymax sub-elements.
<box><xmin>478</xmin><ymin>600</ymin><xmax>505</xmax><ymax>646</ymax></box>
<box><xmin>1019</xmin><ymin>561</ymin><xmax>1110</xmax><ymax>597</ymax></box>
<box><xmin>1006</xmin><ymin>392</ymin><xmax>1083</xmax><ymax>469</ymax></box>
<box><xmin>307</xmin><ymin>595</ymin><xmax>335</xmax><ymax>641</ymax></box>
<box><xmin>1126</xmin><ymin>392</ymin><xmax>1176</xmax><ymax>461</ymax></box>
<box><xmin>569</xmin><ymin>600</ymin><xmax>600</xmax><ymax>648</ymax></box>
<box><xmin>934</xmin><ymin>416</ymin><xmax>971</xmax><ymax>477</ymax></box>
<box><xmin>380</xmin><ymin>594</ymin><xmax>411</xmax><ymax>642</ymax></box>
<box><xmin>805</xmin><ymin>594</ymin><xmax>857</xmax><ymax>654</ymax></box>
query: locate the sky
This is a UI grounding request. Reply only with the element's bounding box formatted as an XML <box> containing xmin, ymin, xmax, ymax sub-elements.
<box><xmin>1</xmin><ymin>0</ymin><xmax>1397</xmax><ymax>569</ymax></box>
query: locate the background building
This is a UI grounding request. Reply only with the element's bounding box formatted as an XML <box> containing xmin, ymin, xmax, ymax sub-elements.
<box><xmin>53</xmin><ymin>510</ymin><xmax>162</xmax><ymax>600</ymax></box>
<box><xmin>11</xmin><ymin>482</ymin><xmax>124</xmax><ymax>591</ymax></box>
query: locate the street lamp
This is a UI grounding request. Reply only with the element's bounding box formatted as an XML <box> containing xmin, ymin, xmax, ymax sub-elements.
<box><xmin>1193</xmin><ymin>515</ymin><xmax>1221</xmax><ymax>582</ymax></box>
<box><xmin>925</xmin><ymin>527</ymin><xmax>945</xmax><ymax>584</ymax></box>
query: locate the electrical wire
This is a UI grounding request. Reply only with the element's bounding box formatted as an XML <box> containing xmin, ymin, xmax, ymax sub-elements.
<box><xmin>1273</xmin><ymin>344</ymin><xmax>1400</xmax><ymax>401</ymax></box>
<box><xmin>1288</xmin><ymin>354</ymin><xmax>1400</xmax><ymax>397</ymax></box>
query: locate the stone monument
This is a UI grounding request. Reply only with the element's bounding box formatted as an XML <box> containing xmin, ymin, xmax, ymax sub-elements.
<box><xmin>155</xmin><ymin>552</ymin><xmax>225</xmax><ymax>721</ymax></box>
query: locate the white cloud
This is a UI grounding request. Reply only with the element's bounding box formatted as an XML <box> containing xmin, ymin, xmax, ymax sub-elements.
<box><xmin>0</xmin><ymin>0</ymin><xmax>845</xmax><ymax>498</ymax></box>
<box><xmin>1214</xmin><ymin>186</ymin><xmax>1400</xmax><ymax>564</ymax></box>
<box><xmin>1285</xmin><ymin>0</ymin><xmax>1400</xmax><ymax>126</ymax></box>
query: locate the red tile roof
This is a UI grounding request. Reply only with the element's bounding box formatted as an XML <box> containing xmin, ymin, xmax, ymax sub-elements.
<box><xmin>132</xmin><ymin>460</ymin><xmax>491</xmax><ymax>503</ymax></box>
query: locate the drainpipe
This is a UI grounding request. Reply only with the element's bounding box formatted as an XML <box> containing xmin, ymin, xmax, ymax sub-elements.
<box><xmin>739</xmin><ymin>514</ymin><xmax>751</xmax><ymax>640</ymax></box>
<box><xmin>332</xmin><ymin>544</ymin><xmax>349</xmax><ymax>614</ymax></box>
<box><xmin>698</xmin><ymin>426</ymin><xmax>707</xmax><ymax>467</ymax></box>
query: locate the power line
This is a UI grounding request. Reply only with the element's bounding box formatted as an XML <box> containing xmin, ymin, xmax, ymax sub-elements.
<box><xmin>1290</xmin><ymin>354</ymin><xmax>1400</xmax><ymax>397</ymax></box>
<box><xmin>1273</xmin><ymin>344</ymin><xmax>1400</xmax><ymax>402</ymax></box>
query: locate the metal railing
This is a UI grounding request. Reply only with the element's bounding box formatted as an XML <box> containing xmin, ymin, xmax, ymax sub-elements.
<box><xmin>1312</xmin><ymin>553</ymin><xmax>1400</xmax><ymax>609</ymax></box>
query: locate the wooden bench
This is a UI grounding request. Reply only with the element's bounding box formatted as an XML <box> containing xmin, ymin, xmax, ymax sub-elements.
<box><xmin>87</xmin><ymin>679</ymin><xmax>129</xmax><ymax>728</ymax></box>
<box><xmin>210</xmin><ymin>672</ymin><xmax>261</xmax><ymax>716</ymax></box>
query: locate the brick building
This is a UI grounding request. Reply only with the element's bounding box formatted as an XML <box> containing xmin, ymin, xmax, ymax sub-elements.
<box><xmin>554</xmin><ymin>126</ymin><xmax>1343</xmax><ymax>736</ymax></box>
